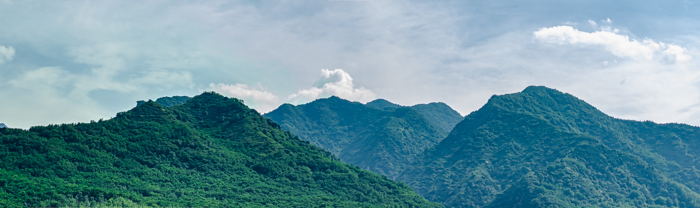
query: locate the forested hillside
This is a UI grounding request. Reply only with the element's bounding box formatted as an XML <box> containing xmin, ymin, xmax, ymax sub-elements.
<box><xmin>264</xmin><ymin>96</ymin><xmax>461</xmax><ymax>178</ymax></box>
<box><xmin>399</xmin><ymin>86</ymin><xmax>700</xmax><ymax>208</ymax></box>
<box><xmin>365</xmin><ymin>99</ymin><xmax>463</xmax><ymax>133</ymax></box>
<box><xmin>136</xmin><ymin>95</ymin><xmax>191</xmax><ymax>108</ymax></box>
<box><xmin>0</xmin><ymin>93</ymin><xmax>441</xmax><ymax>207</ymax></box>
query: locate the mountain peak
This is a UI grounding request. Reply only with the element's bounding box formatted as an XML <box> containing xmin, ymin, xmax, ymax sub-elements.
<box><xmin>522</xmin><ymin>85</ymin><xmax>557</xmax><ymax>93</ymax></box>
<box><xmin>401</xmin><ymin>86</ymin><xmax>700</xmax><ymax>208</ymax></box>
<box><xmin>487</xmin><ymin>86</ymin><xmax>599</xmax><ymax>113</ymax></box>
<box><xmin>0</xmin><ymin>123</ymin><xmax>6</xmax><ymax>128</ymax></box>
<box><xmin>366</xmin><ymin>99</ymin><xmax>403</xmax><ymax>110</ymax></box>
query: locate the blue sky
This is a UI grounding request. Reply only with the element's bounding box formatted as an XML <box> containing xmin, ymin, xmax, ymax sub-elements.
<box><xmin>2</xmin><ymin>0</ymin><xmax>700</xmax><ymax>128</ymax></box>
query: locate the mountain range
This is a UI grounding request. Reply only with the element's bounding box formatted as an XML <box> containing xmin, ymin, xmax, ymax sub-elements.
<box><xmin>264</xmin><ymin>96</ymin><xmax>463</xmax><ymax>178</ymax></box>
<box><xmin>3</xmin><ymin>86</ymin><xmax>700</xmax><ymax>207</ymax></box>
<box><xmin>265</xmin><ymin>86</ymin><xmax>700</xmax><ymax>207</ymax></box>
<box><xmin>0</xmin><ymin>93</ymin><xmax>440</xmax><ymax>207</ymax></box>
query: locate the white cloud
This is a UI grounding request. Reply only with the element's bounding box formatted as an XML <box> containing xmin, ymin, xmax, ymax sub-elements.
<box><xmin>0</xmin><ymin>44</ymin><xmax>14</xmax><ymax>65</ymax></box>
<box><xmin>209</xmin><ymin>83</ymin><xmax>280</xmax><ymax>113</ymax></box>
<box><xmin>534</xmin><ymin>25</ymin><xmax>692</xmax><ymax>63</ymax></box>
<box><xmin>525</xmin><ymin>25</ymin><xmax>700</xmax><ymax>125</ymax></box>
<box><xmin>288</xmin><ymin>69</ymin><xmax>376</xmax><ymax>103</ymax></box>
<box><xmin>603</xmin><ymin>18</ymin><xmax>613</xmax><ymax>24</ymax></box>
<box><xmin>588</xmin><ymin>20</ymin><xmax>597</xmax><ymax>27</ymax></box>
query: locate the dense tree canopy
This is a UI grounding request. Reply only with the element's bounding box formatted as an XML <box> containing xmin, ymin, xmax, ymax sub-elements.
<box><xmin>265</xmin><ymin>96</ymin><xmax>462</xmax><ymax>179</ymax></box>
<box><xmin>400</xmin><ymin>86</ymin><xmax>700</xmax><ymax>208</ymax></box>
<box><xmin>0</xmin><ymin>92</ymin><xmax>441</xmax><ymax>207</ymax></box>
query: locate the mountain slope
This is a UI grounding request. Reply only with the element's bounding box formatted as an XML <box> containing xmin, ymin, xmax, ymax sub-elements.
<box><xmin>0</xmin><ymin>123</ymin><xmax>6</xmax><ymax>128</ymax></box>
<box><xmin>0</xmin><ymin>93</ymin><xmax>441</xmax><ymax>207</ymax></box>
<box><xmin>265</xmin><ymin>96</ymin><xmax>451</xmax><ymax>178</ymax></box>
<box><xmin>399</xmin><ymin>86</ymin><xmax>700</xmax><ymax>208</ymax></box>
<box><xmin>366</xmin><ymin>99</ymin><xmax>463</xmax><ymax>133</ymax></box>
<box><xmin>489</xmin><ymin>86</ymin><xmax>700</xmax><ymax>194</ymax></box>
<box><xmin>411</xmin><ymin>102</ymin><xmax>463</xmax><ymax>133</ymax></box>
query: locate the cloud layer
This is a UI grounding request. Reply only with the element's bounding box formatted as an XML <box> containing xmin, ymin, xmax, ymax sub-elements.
<box><xmin>209</xmin><ymin>83</ymin><xmax>280</xmax><ymax>113</ymax></box>
<box><xmin>534</xmin><ymin>26</ymin><xmax>691</xmax><ymax>63</ymax></box>
<box><xmin>0</xmin><ymin>45</ymin><xmax>14</xmax><ymax>65</ymax></box>
<box><xmin>211</xmin><ymin>69</ymin><xmax>375</xmax><ymax>113</ymax></box>
<box><xmin>288</xmin><ymin>69</ymin><xmax>376</xmax><ymax>103</ymax></box>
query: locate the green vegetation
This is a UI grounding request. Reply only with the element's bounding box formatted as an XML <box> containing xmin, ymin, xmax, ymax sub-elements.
<box><xmin>399</xmin><ymin>86</ymin><xmax>700</xmax><ymax>208</ymax></box>
<box><xmin>366</xmin><ymin>99</ymin><xmax>404</xmax><ymax>110</ymax></box>
<box><xmin>365</xmin><ymin>99</ymin><xmax>463</xmax><ymax>133</ymax></box>
<box><xmin>0</xmin><ymin>92</ymin><xmax>441</xmax><ymax>207</ymax></box>
<box><xmin>137</xmin><ymin>95</ymin><xmax>191</xmax><ymax>108</ymax></box>
<box><xmin>410</xmin><ymin>102</ymin><xmax>464</xmax><ymax>133</ymax></box>
<box><xmin>265</xmin><ymin>96</ymin><xmax>461</xmax><ymax>179</ymax></box>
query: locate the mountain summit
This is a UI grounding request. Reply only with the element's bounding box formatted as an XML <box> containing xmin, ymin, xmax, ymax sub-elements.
<box><xmin>400</xmin><ymin>86</ymin><xmax>700</xmax><ymax>207</ymax></box>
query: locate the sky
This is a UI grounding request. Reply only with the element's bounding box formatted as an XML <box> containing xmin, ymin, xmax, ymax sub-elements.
<box><xmin>2</xmin><ymin>0</ymin><xmax>700</xmax><ymax>129</ymax></box>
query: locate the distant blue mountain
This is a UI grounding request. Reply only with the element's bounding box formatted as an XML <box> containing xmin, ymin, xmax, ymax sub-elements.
<box><xmin>0</xmin><ymin>123</ymin><xmax>6</xmax><ymax>128</ymax></box>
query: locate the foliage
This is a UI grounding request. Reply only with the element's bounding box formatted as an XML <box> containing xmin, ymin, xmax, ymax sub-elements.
<box><xmin>136</xmin><ymin>95</ymin><xmax>191</xmax><ymax>108</ymax></box>
<box><xmin>365</xmin><ymin>99</ymin><xmax>463</xmax><ymax>133</ymax></box>
<box><xmin>0</xmin><ymin>92</ymin><xmax>441</xmax><ymax>207</ymax></box>
<box><xmin>399</xmin><ymin>86</ymin><xmax>700</xmax><ymax>208</ymax></box>
<box><xmin>366</xmin><ymin>99</ymin><xmax>403</xmax><ymax>110</ymax></box>
<box><xmin>265</xmin><ymin>96</ymin><xmax>459</xmax><ymax>179</ymax></box>
<box><xmin>410</xmin><ymin>102</ymin><xmax>464</xmax><ymax>133</ymax></box>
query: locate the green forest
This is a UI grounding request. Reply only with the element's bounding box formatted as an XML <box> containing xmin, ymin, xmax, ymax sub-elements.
<box><xmin>399</xmin><ymin>86</ymin><xmax>700</xmax><ymax>208</ymax></box>
<box><xmin>266</xmin><ymin>86</ymin><xmax>700</xmax><ymax>208</ymax></box>
<box><xmin>4</xmin><ymin>86</ymin><xmax>700</xmax><ymax>208</ymax></box>
<box><xmin>264</xmin><ymin>96</ymin><xmax>463</xmax><ymax>179</ymax></box>
<box><xmin>0</xmin><ymin>92</ymin><xmax>440</xmax><ymax>207</ymax></box>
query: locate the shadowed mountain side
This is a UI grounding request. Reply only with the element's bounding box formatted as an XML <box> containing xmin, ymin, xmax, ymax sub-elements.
<box><xmin>411</xmin><ymin>102</ymin><xmax>464</xmax><ymax>133</ymax></box>
<box><xmin>366</xmin><ymin>98</ymin><xmax>464</xmax><ymax>133</ymax></box>
<box><xmin>265</xmin><ymin>96</ymin><xmax>449</xmax><ymax>178</ymax></box>
<box><xmin>339</xmin><ymin>107</ymin><xmax>446</xmax><ymax>178</ymax></box>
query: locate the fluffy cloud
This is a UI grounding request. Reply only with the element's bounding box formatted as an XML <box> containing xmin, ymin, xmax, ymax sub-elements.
<box><xmin>0</xmin><ymin>45</ymin><xmax>14</xmax><ymax>65</ymax></box>
<box><xmin>288</xmin><ymin>69</ymin><xmax>376</xmax><ymax>103</ymax></box>
<box><xmin>209</xmin><ymin>83</ymin><xmax>280</xmax><ymax>113</ymax></box>
<box><xmin>534</xmin><ymin>25</ymin><xmax>692</xmax><ymax>64</ymax></box>
<box><xmin>588</xmin><ymin>20</ymin><xmax>597</xmax><ymax>27</ymax></box>
<box><xmin>210</xmin><ymin>69</ymin><xmax>376</xmax><ymax>112</ymax></box>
